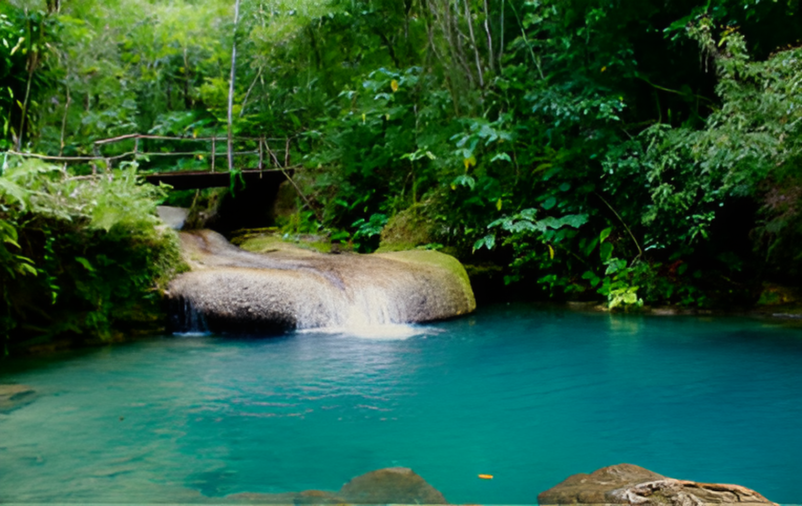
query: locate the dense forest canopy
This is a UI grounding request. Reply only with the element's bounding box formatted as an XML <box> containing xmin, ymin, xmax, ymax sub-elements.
<box><xmin>2</xmin><ymin>0</ymin><xmax>802</xmax><ymax>350</ymax></box>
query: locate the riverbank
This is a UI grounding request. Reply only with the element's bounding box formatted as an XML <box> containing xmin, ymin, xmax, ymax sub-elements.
<box><xmin>5</xmin><ymin>219</ymin><xmax>802</xmax><ymax>357</ymax></box>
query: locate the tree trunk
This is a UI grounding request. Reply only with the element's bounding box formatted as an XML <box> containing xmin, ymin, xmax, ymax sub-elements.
<box><xmin>227</xmin><ymin>0</ymin><xmax>241</xmax><ymax>172</ymax></box>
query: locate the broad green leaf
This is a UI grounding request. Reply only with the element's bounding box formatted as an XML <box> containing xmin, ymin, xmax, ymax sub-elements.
<box><xmin>490</xmin><ymin>152</ymin><xmax>512</xmax><ymax>163</ymax></box>
<box><xmin>600</xmin><ymin>242</ymin><xmax>614</xmax><ymax>262</ymax></box>
<box><xmin>76</xmin><ymin>257</ymin><xmax>95</xmax><ymax>272</ymax></box>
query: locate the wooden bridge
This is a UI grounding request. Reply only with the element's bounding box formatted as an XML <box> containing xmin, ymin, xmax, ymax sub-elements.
<box><xmin>7</xmin><ymin>133</ymin><xmax>298</xmax><ymax>191</ymax></box>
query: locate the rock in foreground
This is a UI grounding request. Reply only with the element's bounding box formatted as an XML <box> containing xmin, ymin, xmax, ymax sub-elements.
<box><xmin>339</xmin><ymin>467</ymin><xmax>448</xmax><ymax>504</ymax></box>
<box><xmin>167</xmin><ymin>230</ymin><xmax>475</xmax><ymax>332</ymax></box>
<box><xmin>226</xmin><ymin>467</ymin><xmax>447</xmax><ymax>504</ymax></box>
<box><xmin>538</xmin><ymin>464</ymin><xmax>776</xmax><ymax>506</ymax></box>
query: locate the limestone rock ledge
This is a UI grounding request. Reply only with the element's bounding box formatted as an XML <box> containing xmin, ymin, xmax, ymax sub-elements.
<box><xmin>538</xmin><ymin>464</ymin><xmax>777</xmax><ymax>506</ymax></box>
<box><xmin>167</xmin><ymin>230</ymin><xmax>475</xmax><ymax>332</ymax></box>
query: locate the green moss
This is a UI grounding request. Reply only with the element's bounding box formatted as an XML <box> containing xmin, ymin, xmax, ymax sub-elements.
<box><xmin>237</xmin><ymin>233</ymin><xmax>333</xmax><ymax>254</ymax></box>
<box><xmin>379</xmin><ymin>249</ymin><xmax>475</xmax><ymax>310</ymax></box>
<box><xmin>375</xmin><ymin>242</ymin><xmax>418</xmax><ymax>253</ymax></box>
<box><xmin>757</xmin><ymin>284</ymin><xmax>799</xmax><ymax>306</ymax></box>
<box><xmin>379</xmin><ymin>204</ymin><xmax>439</xmax><ymax>251</ymax></box>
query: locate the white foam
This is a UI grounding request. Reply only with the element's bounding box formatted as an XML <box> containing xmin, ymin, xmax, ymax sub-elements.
<box><xmin>172</xmin><ymin>331</ymin><xmax>211</xmax><ymax>337</ymax></box>
<box><xmin>298</xmin><ymin>324</ymin><xmax>428</xmax><ymax>340</ymax></box>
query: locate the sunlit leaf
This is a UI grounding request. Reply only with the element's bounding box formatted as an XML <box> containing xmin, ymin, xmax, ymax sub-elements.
<box><xmin>463</xmin><ymin>155</ymin><xmax>476</xmax><ymax>170</ymax></box>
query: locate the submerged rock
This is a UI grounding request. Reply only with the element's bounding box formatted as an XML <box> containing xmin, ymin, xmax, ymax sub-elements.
<box><xmin>225</xmin><ymin>467</ymin><xmax>447</xmax><ymax>504</ymax></box>
<box><xmin>538</xmin><ymin>464</ymin><xmax>776</xmax><ymax>506</ymax></box>
<box><xmin>339</xmin><ymin>467</ymin><xmax>448</xmax><ymax>504</ymax></box>
<box><xmin>226</xmin><ymin>490</ymin><xmax>343</xmax><ymax>504</ymax></box>
<box><xmin>167</xmin><ymin>230</ymin><xmax>475</xmax><ymax>333</ymax></box>
<box><xmin>0</xmin><ymin>384</ymin><xmax>36</xmax><ymax>413</ymax></box>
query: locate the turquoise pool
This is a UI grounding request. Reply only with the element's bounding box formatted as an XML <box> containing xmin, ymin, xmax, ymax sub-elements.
<box><xmin>1</xmin><ymin>304</ymin><xmax>801</xmax><ymax>503</ymax></box>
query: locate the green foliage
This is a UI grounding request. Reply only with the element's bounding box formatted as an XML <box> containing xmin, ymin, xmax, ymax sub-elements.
<box><xmin>0</xmin><ymin>157</ymin><xmax>182</xmax><ymax>352</ymax></box>
<box><xmin>0</xmin><ymin>3</ymin><xmax>57</xmax><ymax>149</ymax></box>
<box><xmin>4</xmin><ymin>0</ymin><xmax>802</xmax><ymax>324</ymax></box>
<box><xmin>605</xmin><ymin>24</ymin><xmax>802</xmax><ymax>280</ymax></box>
<box><xmin>352</xmin><ymin>213</ymin><xmax>388</xmax><ymax>253</ymax></box>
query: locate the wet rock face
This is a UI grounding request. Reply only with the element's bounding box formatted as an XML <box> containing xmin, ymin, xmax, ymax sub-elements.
<box><xmin>167</xmin><ymin>230</ymin><xmax>476</xmax><ymax>333</ymax></box>
<box><xmin>538</xmin><ymin>464</ymin><xmax>776</xmax><ymax>506</ymax></box>
<box><xmin>0</xmin><ymin>384</ymin><xmax>36</xmax><ymax>413</ymax></box>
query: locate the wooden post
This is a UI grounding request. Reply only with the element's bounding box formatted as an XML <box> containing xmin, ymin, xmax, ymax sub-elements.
<box><xmin>258</xmin><ymin>137</ymin><xmax>264</xmax><ymax>179</ymax></box>
<box><xmin>211</xmin><ymin>138</ymin><xmax>216</xmax><ymax>173</ymax></box>
<box><xmin>91</xmin><ymin>144</ymin><xmax>99</xmax><ymax>175</ymax></box>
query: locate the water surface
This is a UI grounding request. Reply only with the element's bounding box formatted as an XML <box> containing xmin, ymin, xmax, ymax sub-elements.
<box><xmin>1</xmin><ymin>304</ymin><xmax>801</xmax><ymax>504</ymax></box>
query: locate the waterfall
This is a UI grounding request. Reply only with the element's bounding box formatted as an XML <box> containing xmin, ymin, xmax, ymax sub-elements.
<box><xmin>170</xmin><ymin>297</ymin><xmax>209</xmax><ymax>334</ymax></box>
<box><xmin>167</xmin><ymin>230</ymin><xmax>476</xmax><ymax>336</ymax></box>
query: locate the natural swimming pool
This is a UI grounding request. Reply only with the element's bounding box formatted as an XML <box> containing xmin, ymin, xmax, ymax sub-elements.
<box><xmin>1</xmin><ymin>304</ymin><xmax>801</xmax><ymax>504</ymax></box>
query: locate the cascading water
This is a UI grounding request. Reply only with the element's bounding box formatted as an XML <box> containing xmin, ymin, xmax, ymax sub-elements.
<box><xmin>171</xmin><ymin>297</ymin><xmax>209</xmax><ymax>334</ymax></box>
<box><xmin>172</xmin><ymin>279</ymin><xmax>409</xmax><ymax>335</ymax></box>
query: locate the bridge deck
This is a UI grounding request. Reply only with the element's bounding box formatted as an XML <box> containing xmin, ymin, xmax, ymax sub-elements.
<box><xmin>143</xmin><ymin>169</ymin><xmax>290</xmax><ymax>190</ymax></box>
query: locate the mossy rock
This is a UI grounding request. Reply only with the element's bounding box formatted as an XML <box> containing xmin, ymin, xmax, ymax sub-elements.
<box><xmin>235</xmin><ymin>231</ymin><xmax>334</xmax><ymax>255</ymax></box>
<box><xmin>378</xmin><ymin>204</ymin><xmax>440</xmax><ymax>252</ymax></box>
<box><xmin>378</xmin><ymin>249</ymin><xmax>474</xmax><ymax>310</ymax></box>
<box><xmin>757</xmin><ymin>284</ymin><xmax>800</xmax><ymax>306</ymax></box>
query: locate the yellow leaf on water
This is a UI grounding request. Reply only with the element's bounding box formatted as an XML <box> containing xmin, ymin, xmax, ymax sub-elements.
<box><xmin>496</xmin><ymin>198</ymin><xmax>502</xmax><ymax>211</ymax></box>
<box><xmin>548</xmin><ymin>244</ymin><xmax>555</xmax><ymax>260</ymax></box>
<box><xmin>451</xmin><ymin>184</ymin><xmax>457</xmax><ymax>191</ymax></box>
<box><xmin>391</xmin><ymin>79</ymin><xmax>399</xmax><ymax>92</ymax></box>
<box><xmin>600</xmin><ymin>66</ymin><xmax>607</xmax><ymax>72</ymax></box>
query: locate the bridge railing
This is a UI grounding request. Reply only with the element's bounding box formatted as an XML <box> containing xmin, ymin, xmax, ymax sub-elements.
<box><xmin>5</xmin><ymin>134</ymin><xmax>295</xmax><ymax>176</ymax></box>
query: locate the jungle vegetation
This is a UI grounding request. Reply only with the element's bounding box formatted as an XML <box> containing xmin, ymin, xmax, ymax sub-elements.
<box><xmin>2</xmin><ymin>0</ymin><xmax>802</xmax><ymax>351</ymax></box>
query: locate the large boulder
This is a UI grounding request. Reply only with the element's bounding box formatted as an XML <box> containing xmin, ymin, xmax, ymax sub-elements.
<box><xmin>167</xmin><ymin>230</ymin><xmax>475</xmax><ymax>332</ymax></box>
<box><xmin>538</xmin><ymin>464</ymin><xmax>776</xmax><ymax>506</ymax></box>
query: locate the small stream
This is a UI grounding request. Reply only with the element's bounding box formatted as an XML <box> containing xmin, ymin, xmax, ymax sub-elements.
<box><xmin>1</xmin><ymin>304</ymin><xmax>801</xmax><ymax>504</ymax></box>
